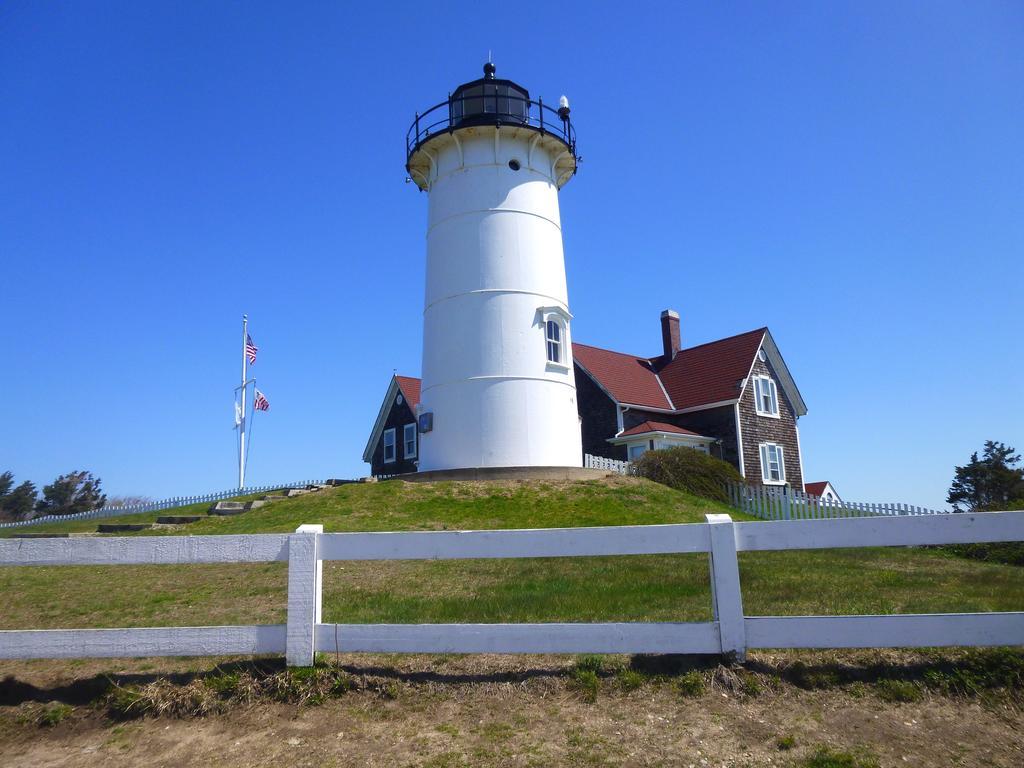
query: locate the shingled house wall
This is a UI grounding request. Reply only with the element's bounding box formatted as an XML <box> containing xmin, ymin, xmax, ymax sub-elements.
<box><xmin>370</xmin><ymin>396</ymin><xmax>419</xmax><ymax>476</ymax></box>
<box><xmin>738</xmin><ymin>357</ymin><xmax>803</xmax><ymax>488</ymax></box>
<box><xmin>676</xmin><ymin>405</ymin><xmax>738</xmax><ymax>467</ymax></box>
<box><xmin>575</xmin><ymin>365</ymin><xmax>626</xmax><ymax>461</ymax></box>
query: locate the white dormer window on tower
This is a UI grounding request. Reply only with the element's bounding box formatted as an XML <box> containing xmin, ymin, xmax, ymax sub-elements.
<box><xmin>538</xmin><ymin>306</ymin><xmax>572</xmax><ymax>372</ymax></box>
<box><xmin>546</xmin><ymin>320</ymin><xmax>562</xmax><ymax>363</ymax></box>
<box><xmin>753</xmin><ymin>375</ymin><xmax>779</xmax><ymax>417</ymax></box>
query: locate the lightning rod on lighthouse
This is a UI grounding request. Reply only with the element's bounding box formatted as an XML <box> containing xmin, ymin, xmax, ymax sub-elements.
<box><xmin>405</xmin><ymin>62</ymin><xmax>583</xmax><ymax>471</ymax></box>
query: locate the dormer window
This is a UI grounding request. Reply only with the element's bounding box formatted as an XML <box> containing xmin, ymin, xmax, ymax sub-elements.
<box><xmin>546</xmin><ymin>319</ymin><xmax>562</xmax><ymax>364</ymax></box>
<box><xmin>753</xmin><ymin>375</ymin><xmax>779</xmax><ymax>417</ymax></box>
<box><xmin>538</xmin><ymin>306</ymin><xmax>572</xmax><ymax>372</ymax></box>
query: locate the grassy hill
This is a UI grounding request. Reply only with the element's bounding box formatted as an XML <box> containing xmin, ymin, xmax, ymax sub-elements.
<box><xmin>1</xmin><ymin>476</ymin><xmax>1020</xmax><ymax>632</ymax></box>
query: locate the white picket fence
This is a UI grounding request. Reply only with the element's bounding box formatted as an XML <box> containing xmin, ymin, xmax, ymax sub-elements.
<box><xmin>1</xmin><ymin>511</ymin><xmax>1021</xmax><ymax>665</ymax></box>
<box><xmin>584</xmin><ymin>453</ymin><xmax>633</xmax><ymax>474</ymax></box>
<box><xmin>0</xmin><ymin>481</ymin><xmax>326</xmax><ymax>530</ymax></box>
<box><xmin>726</xmin><ymin>482</ymin><xmax>946</xmax><ymax>521</ymax></box>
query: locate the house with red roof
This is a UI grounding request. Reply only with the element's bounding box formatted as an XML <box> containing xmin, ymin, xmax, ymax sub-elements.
<box><xmin>574</xmin><ymin>310</ymin><xmax>807</xmax><ymax>488</ymax></box>
<box><xmin>804</xmin><ymin>481</ymin><xmax>840</xmax><ymax>502</ymax></box>
<box><xmin>363</xmin><ymin>375</ymin><xmax>422</xmax><ymax>476</ymax></box>
<box><xmin>363</xmin><ymin>310</ymin><xmax>807</xmax><ymax>486</ymax></box>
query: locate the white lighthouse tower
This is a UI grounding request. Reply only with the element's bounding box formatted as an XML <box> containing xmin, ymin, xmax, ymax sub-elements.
<box><xmin>406</xmin><ymin>63</ymin><xmax>582</xmax><ymax>472</ymax></box>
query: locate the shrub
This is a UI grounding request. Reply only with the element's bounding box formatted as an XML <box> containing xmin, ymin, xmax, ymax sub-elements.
<box><xmin>875</xmin><ymin>679</ymin><xmax>922</xmax><ymax>703</ymax></box>
<box><xmin>107</xmin><ymin>686</ymin><xmax>146</xmax><ymax>719</ymax></box>
<box><xmin>633</xmin><ymin>447</ymin><xmax>742</xmax><ymax>503</ymax></box>
<box><xmin>776</xmin><ymin>734</ymin><xmax>796</xmax><ymax>751</ymax></box>
<box><xmin>574</xmin><ymin>655</ymin><xmax>605</xmax><ymax>675</ymax></box>
<box><xmin>570</xmin><ymin>668</ymin><xmax>600</xmax><ymax>702</ymax></box>
<box><xmin>204</xmin><ymin>671</ymin><xmax>240</xmax><ymax>697</ymax></box>
<box><xmin>739</xmin><ymin>671</ymin><xmax>762</xmax><ymax>697</ymax></box>
<box><xmin>674</xmin><ymin>670</ymin><xmax>705</xmax><ymax>698</ymax></box>
<box><xmin>37</xmin><ymin>703</ymin><xmax>72</xmax><ymax>727</ymax></box>
<box><xmin>617</xmin><ymin>669</ymin><xmax>645</xmax><ymax>692</ymax></box>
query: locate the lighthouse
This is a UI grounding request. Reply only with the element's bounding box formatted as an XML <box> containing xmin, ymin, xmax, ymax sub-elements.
<box><xmin>406</xmin><ymin>63</ymin><xmax>583</xmax><ymax>472</ymax></box>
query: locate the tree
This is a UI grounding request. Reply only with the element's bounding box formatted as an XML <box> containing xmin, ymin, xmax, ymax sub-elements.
<box><xmin>0</xmin><ymin>472</ymin><xmax>38</xmax><ymax>521</ymax></box>
<box><xmin>947</xmin><ymin>441</ymin><xmax>1024</xmax><ymax>513</ymax></box>
<box><xmin>35</xmin><ymin>471</ymin><xmax>107</xmax><ymax>517</ymax></box>
<box><xmin>106</xmin><ymin>495</ymin><xmax>154</xmax><ymax>508</ymax></box>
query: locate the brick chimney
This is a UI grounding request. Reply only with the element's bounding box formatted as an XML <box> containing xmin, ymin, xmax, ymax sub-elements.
<box><xmin>660</xmin><ymin>309</ymin><xmax>681</xmax><ymax>360</ymax></box>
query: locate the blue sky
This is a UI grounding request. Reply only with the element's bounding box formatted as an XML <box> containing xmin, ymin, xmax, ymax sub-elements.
<box><xmin>1</xmin><ymin>2</ymin><xmax>1021</xmax><ymax>509</ymax></box>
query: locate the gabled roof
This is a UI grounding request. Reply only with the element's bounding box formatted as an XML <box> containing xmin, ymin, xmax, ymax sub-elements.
<box><xmin>362</xmin><ymin>374</ymin><xmax>418</xmax><ymax>463</ymax></box>
<box><xmin>618</xmin><ymin>421</ymin><xmax>704</xmax><ymax>438</ymax></box>
<box><xmin>656</xmin><ymin>328</ymin><xmax>767</xmax><ymax>410</ymax></box>
<box><xmin>805</xmin><ymin>481</ymin><xmax>840</xmax><ymax>499</ymax></box>
<box><xmin>575</xmin><ymin>327</ymin><xmax>806</xmax><ymax>417</ymax></box>
<box><xmin>571</xmin><ymin>342</ymin><xmax>671</xmax><ymax>410</ymax></box>
<box><xmin>395</xmin><ymin>375</ymin><xmax>421</xmax><ymax>410</ymax></box>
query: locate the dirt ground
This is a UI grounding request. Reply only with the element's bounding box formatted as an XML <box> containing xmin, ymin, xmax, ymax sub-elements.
<box><xmin>1</xmin><ymin>653</ymin><xmax>1021</xmax><ymax>768</ymax></box>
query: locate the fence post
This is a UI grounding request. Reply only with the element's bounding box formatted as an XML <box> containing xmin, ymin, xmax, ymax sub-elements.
<box><xmin>286</xmin><ymin>523</ymin><xmax>323</xmax><ymax>666</ymax></box>
<box><xmin>705</xmin><ymin>514</ymin><xmax>746</xmax><ymax>661</ymax></box>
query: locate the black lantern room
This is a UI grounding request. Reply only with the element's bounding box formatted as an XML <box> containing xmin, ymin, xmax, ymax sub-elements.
<box><xmin>450</xmin><ymin>62</ymin><xmax>530</xmax><ymax>127</ymax></box>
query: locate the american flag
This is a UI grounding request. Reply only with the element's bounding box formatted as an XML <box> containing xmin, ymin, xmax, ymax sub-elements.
<box><xmin>253</xmin><ymin>389</ymin><xmax>270</xmax><ymax>411</ymax></box>
<box><xmin>245</xmin><ymin>334</ymin><xmax>258</xmax><ymax>364</ymax></box>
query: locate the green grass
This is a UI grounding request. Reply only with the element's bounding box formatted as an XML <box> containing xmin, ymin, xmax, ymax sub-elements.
<box><xmin>0</xmin><ymin>478</ymin><xmax>1020</xmax><ymax>632</ymax></box>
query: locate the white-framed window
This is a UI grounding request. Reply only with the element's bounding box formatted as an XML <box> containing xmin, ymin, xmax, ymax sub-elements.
<box><xmin>403</xmin><ymin>422</ymin><xmax>417</xmax><ymax>459</ymax></box>
<box><xmin>628</xmin><ymin>444</ymin><xmax>647</xmax><ymax>461</ymax></box>
<box><xmin>753</xmin><ymin>375</ymin><xmax>779</xmax><ymax>417</ymax></box>
<box><xmin>759</xmin><ymin>442</ymin><xmax>786</xmax><ymax>484</ymax></box>
<box><xmin>383</xmin><ymin>428</ymin><xmax>396</xmax><ymax>464</ymax></box>
<box><xmin>538</xmin><ymin>306</ymin><xmax>571</xmax><ymax>371</ymax></box>
<box><xmin>545</xmin><ymin>318</ymin><xmax>562</xmax><ymax>364</ymax></box>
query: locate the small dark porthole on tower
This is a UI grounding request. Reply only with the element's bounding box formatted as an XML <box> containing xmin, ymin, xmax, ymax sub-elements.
<box><xmin>508</xmin><ymin>159</ymin><xmax>521</xmax><ymax>171</ymax></box>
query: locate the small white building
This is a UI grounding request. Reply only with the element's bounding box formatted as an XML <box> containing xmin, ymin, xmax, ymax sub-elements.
<box><xmin>804</xmin><ymin>481</ymin><xmax>841</xmax><ymax>502</ymax></box>
<box><xmin>607</xmin><ymin>421</ymin><xmax>716</xmax><ymax>462</ymax></box>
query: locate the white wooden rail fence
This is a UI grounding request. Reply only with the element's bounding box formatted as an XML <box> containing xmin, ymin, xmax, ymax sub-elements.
<box><xmin>0</xmin><ymin>481</ymin><xmax>326</xmax><ymax>529</ymax></box>
<box><xmin>726</xmin><ymin>482</ymin><xmax>946</xmax><ymax>521</ymax></box>
<box><xmin>1</xmin><ymin>511</ymin><xmax>1022</xmax><ymax>666</ymax></box>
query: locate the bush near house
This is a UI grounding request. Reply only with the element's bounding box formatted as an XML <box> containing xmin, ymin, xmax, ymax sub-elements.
<box><xmin>633</xmin><ymin>446</ymin><xmax>742</xmax><ymax>503</ymax></box>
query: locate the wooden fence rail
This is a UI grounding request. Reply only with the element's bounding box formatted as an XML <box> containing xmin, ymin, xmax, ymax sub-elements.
<box><xmin>0</xmin><ymin>480</ymin><xmax>326</xmax><ymax>529</ymax></box>
<box><xmin>725</xmin><ymin>481</ymin><xmax>947</xmax><ymax>521</ymax></box>
<box><xmin>1</xmin><ymin>511</ymin><xmax>1022</xmax><ymax>665</ymax></box>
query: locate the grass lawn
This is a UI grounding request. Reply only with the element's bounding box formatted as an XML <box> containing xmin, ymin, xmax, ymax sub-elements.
<box><xmin>0</xmin><ymin>477</ymin><xmax>1020</xmax><ymax>631</ymax></box>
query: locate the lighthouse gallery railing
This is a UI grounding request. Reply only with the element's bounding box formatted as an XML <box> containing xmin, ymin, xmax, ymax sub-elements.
<box><xmin>407</xmin><ymin>92</ymin><xmax>577</xmax><ymax>164</ymax></box>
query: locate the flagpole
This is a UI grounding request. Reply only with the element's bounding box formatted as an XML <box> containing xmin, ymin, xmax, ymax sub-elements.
<box><xmin>239</xmin><ymin>314</ymin><xmax>248</xmax><ymax>489</ymax></box>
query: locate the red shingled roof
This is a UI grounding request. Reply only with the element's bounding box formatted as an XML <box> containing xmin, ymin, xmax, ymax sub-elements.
<box><xmin>804</xmin><ymin>482</ymin><xmax>829</xmax><ymax>496</ymax></box>
<box><xmin>395</xmin><ymin>375</ymin><xmax>421</xmax><ymax>409</ymax></box>
<box><xmin>618</xmin><ymin>421</ymin><xmax>704</xmax><ymax>438</ymax></box>
<box><xmin>571</xmin><ymin>343</ymin><xmax>670</xmax><ymax>409</ymax></box>
<box><xmin>656</xmin><ymin>328</ymin><xmax>767</xmax><ymax>410</ymax></box>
